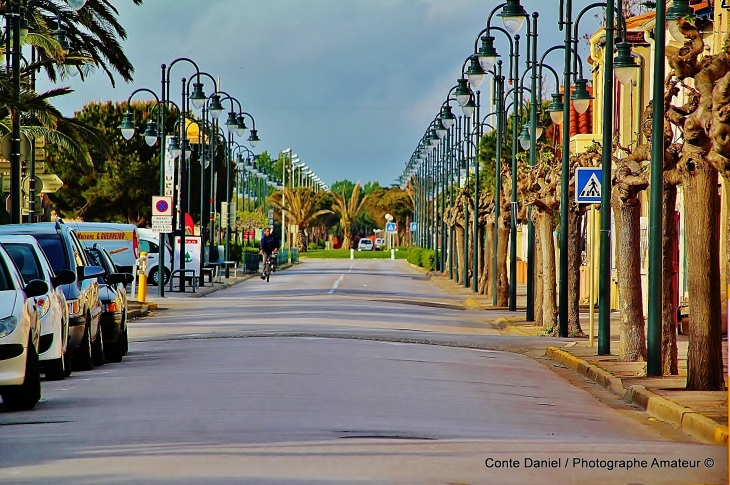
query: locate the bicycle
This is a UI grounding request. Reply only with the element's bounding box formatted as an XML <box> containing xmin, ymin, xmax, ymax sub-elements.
<box><xmin>262</xmin><ymin>253</ymin><xmax>275</xmax><ymax>282</ymax></box>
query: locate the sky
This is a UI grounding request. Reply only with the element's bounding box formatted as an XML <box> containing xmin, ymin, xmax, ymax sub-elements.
<box><xmin>41</xmin><ymin>0</ymin><xmax>602</xmax><ymax>187</ymax></box>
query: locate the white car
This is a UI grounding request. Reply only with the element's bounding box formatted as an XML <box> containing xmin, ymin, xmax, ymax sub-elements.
<box><xmin>0</xmin><ymin>243</ymin><xmax>49</xmax><ymax>411</ymax></box>
<box><xmin>358</xmin><ymin>239</ymin><xmax>374</xmax><ymax>251</ymax></box>
<box><xmin>374</xmin><ymin>238</ymin><xmax>385</xmax><ymax>250</ymax></box>
<box><xmin>137</xmin><ymin>228</ymin><xmax>173</xmax><ymax>286</ymax></box>
<box><xmin>1</xmin><ymin>236</ymin><xmax>76</xmax><ymax>380</ymax></box>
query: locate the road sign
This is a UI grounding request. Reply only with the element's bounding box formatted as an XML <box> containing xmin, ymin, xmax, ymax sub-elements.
<box><xmin>385</xmin><ymin>222</ymin><xmax>397</xmax><ymax>233</ymax></box>
<box><xmin>410</xmin><ymin>222</ymin><xmax>418</xmax><ymax>232</ymax></box>
<box><xmin>575</xmin><ymin>167</ymin><xmax>602</xmax><ymax>204</ymax></box>
<box><xmin>22</xmin><ymin>176</ymin><xmax>43</xmax><ymax>194</ymax></box>
<box><xmin>0</xmin><ymin>133</ymin><xmax>31</xmax><ymax>161</ymax></box>
<box><xmin>151</xmin><ymin>216</ymin><xmax>173</xmax><ymax>233</ymax></box>
<box><xmin>37</xmin><ymin>174</ymin><xmax>62</xmax><ymax>193</ymax></box>
<box><xmin>152</xmin><ymin>196</ymin><xmax>173</xmax><ymax>216</ymax></box>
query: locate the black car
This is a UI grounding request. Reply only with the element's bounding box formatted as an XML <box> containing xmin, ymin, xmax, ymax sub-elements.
<box><xmin>84</xmin><ymin>245</ymin><xmax>132</xmax><ymax>363</ymax></box>
<box><xmin>0</xmin><ymin>219</ymin><xmax>105</xmax><ymax>371</ymax></box>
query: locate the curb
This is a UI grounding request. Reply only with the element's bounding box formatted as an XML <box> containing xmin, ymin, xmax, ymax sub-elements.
<box><xmin>493</xmin><ymin>317</ymin><xmax>531</xmax><ymax>337</ymax></box>
<box><xmin>545</xmin><ymin>346</ymin><xmax>729</xmax><ymax>445</ymax></box>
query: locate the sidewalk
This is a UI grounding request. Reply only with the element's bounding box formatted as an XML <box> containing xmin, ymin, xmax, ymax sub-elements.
<box><xmin>429</xmin><ymin>270</ymin><xmax>729</xmax><ymax>446</ymax></box>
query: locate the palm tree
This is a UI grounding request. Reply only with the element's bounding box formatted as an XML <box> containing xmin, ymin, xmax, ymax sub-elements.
<box><xmin>9</xmin><ymin>0</ymin><xmax>143</xmax><ymax>86</ymax></box>
<box><xmin>271</xmin><ymin>187</ymin><xmax>332</xmax><ymax>252</ymax></box>
<box><xmin>331</xmin><ymin>181</ymin><xmax>368</xmax><ymax>250</ymax></box>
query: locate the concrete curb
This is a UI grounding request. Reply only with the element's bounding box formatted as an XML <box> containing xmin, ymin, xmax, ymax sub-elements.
<box><xmin>545</xmin><ymin>346</ymin><xmax>728</xmax><ymax>445</ymax></box>
<box><xmin>493</xmin><ymin>317</ymin><xmax>531</xmax><ymax>337</ymax></box>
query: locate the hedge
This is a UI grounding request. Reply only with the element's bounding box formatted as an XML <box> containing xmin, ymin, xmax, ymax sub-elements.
<box><xmin>420</xmin><ymin>249</ymin><xmax>436</xmax><ymax>271</ymax></box>
<box><xmin>407</xmin><ymin>246</ymin><xmax>423</xmax><ymax>266</ymax></box>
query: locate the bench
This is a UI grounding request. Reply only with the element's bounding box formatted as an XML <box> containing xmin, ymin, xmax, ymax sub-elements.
<box><xmin>221</xmin><ymin>261</ymin><xmax>238</xmax><ymax>279</ymax></box>
<box><xmin>168</xmin><ymin>269</ymin><xmax>198</xmax><ymax>293</ymax></box>
<box><xmin>201</xmin><ymin>264</ymin><xmax>218</xmax><ymax>285</ymax></box>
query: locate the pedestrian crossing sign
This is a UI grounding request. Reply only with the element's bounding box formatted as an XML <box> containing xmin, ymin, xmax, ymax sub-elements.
<box><xmin>575</xmin><ymin>167</ymin><xmax>602</xmax><ymax>204</ymax></box>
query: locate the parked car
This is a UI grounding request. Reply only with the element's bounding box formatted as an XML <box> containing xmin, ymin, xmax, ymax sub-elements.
<box><xmin>374</xmin><ymin>238</ymin><xmax>385</xmax><ymax>250</ymax></box>
<box><xmin>0</xmin><ymin>220</ymin><xmax>105</xmax><ymax>372</ymax></box>
<box><xmin>1</xmin><ymin>236</ymin><xmax>76</xmax><ymax>380</ymax></box>
<box><xmin>137</xmin><ymin>228</ymin><xmax>173</xmax><ymax>286</ymax></box>
<box><xmin>0</xmin><ymin>244</ymin><xmax>49</xmax><ymax>410</ymax></box>
<box><xmin>69</xmin><ymin>222</ymin><xmax>139</xmax><ymax>274</ymax></box>
<box><xmin>84</xmin><ymin>245</ymin><xmax>133</xmax><ymax>362</ymax></box>
<box><xmin>358</xmin><ymin>239</ymin><xmax>374</xmax><ymax>251</ymax></box>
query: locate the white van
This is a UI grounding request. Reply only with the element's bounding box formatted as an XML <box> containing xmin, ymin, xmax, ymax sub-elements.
<box><xmin>68</xmin><ymin>222</ymin><xmax>139</xmax><ymax>274</ymax></box>
<box><xmin>137</xmin><ymin>228</ymin><xmax>173</xmax><ymax>286</ymax></box>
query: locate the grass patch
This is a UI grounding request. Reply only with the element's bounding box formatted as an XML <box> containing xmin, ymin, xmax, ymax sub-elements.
<box><xmin>299</xmin><ymin>249</ymin><xmax>408</xmax><ymax>259</ymax></box>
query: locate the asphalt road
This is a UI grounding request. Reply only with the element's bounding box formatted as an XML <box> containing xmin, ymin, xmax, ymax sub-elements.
<box><xmin>0</xmin><ymin>260</ymin><xmax>726</xmax><ymax>485</ymax></box>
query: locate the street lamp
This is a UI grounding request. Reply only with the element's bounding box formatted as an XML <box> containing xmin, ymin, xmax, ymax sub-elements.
<box><xmin>570</xmin><ymin>77</ymin><xmax>593</xmax><ymax>114</ymax></box>
<box><xmin>666</xmin><ymin>0</ymin><xmax>693</xmax><ymax>42</ymax></box>
<box><xmin>613</xmin><ymin>41</ymin><xmax>640</xmax><ymax>86</ymax></box>
<box><xmin>547</xmin><ymin>93</ymin><xmax>564</xmax><ymax>124</ymax></box>
<box><xmin>498</xmin><ymin>0</ymin><xmax>528</xmax><ymax>35</ymax></box>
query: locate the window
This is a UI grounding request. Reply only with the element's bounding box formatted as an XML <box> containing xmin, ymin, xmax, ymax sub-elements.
<box><xmin>0</xmin><ymin>255</ymin><xmax>13</xmax><ymax>291</ymax></box>
<box><xmin>35</xmin><ymin>234</ymin><xmax>69</xmax><ymax>274</ymax></box>
<box><xmin>5</xmin><ymin>243</ymin><xmax>43</xmax><ymax>284</ymax></box>
<box><xmin>139</xmin><ymin>240</ymin><xmax>159</xmax><ymax>254</ymax></box>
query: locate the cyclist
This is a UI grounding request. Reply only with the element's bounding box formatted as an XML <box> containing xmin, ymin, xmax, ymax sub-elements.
<box><xmin>259</xmin><ymin>226</ymin><xmax>280</xmax><ymax>279</ymax></box>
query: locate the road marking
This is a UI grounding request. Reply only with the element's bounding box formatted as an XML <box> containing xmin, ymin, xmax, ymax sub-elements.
<box><xmin>328</xmin><ymin>263</ymin><xmax>354</xmax><ymax>294</ymax></box>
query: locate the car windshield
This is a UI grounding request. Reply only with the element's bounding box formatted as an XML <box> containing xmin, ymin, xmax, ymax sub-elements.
<box><xmin>4</xmin><ymin>243</ymin><xmax>43</xmax><ymax>284</ymax></box>
<box><xmin>0</xmin><ymin>256</ymin><xmax>12</xmax><ymax>291</ymax></box>
<box><xmin>34</xmin><ymin>234</ymin><xmax>69</xmax><ymax>274</ymax></box>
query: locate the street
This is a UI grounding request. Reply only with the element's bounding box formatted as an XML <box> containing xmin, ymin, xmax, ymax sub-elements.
<box><xmin>0</xmin><ymin>260</ymin><xmax>726</xmax><ymax>485</ymax></box>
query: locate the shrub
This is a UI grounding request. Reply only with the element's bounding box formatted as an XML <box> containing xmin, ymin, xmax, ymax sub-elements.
<box><xmin>318</xmin><ymin>239</ymin><xmax>326</xmax><ymax>249</ymax></box>
<box><xmin>407</xmin><ymin>246</ymin><xmax>423</xmax><ymax>266</ymax></box>
<box><xmin>243</xmin><ymin>246</ymin><xmax>260</xmax><ymax>254</ymax></box>
<box><xmin>308</xmin><ymin>241</ymin><xmax>318</xmax><ymax>251</ymax></box>
<box><xmin>420</xmin><ymin>249</ymin><xmax>436</xmax><ymax>271</ymax></box>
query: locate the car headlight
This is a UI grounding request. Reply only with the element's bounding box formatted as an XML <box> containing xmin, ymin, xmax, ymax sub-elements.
<box><xmin>36</xmin><ymin>297</ymin><xmax>50</xmax><ymax>318</ymax></box>
<box><xmin>0</xmin><ymin>315</ymin><xmax>18</xmax><ymax>338</ymax></box>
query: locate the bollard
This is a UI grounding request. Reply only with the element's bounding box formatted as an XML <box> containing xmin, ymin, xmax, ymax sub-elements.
<box><xmin>350</xmin><ymin>248</ymin><xmax>354</xmax><ymax>260</ymax></box>
<box><xmin>391</xmin><ymin>249</ymin><xmax>395</xmax><ymax>260</ymax></box>
<box><xmin>137</xmin><ymin>252</ymin><xmax>148</xmax><ymax>303</ymax></box>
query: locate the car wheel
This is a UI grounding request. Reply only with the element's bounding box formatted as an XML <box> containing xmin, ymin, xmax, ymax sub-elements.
<box><xmin>149</xmin><ymin>267</ymin><xmax>170</xmax><ymax>286</ymax></box>
<box><xmin>73</xmin><ymin>317</ymin><xmax>93</xmax><ymax>371</ymax></box>
<box><xmin>91</xmin><ymin>324</ymin><xmax>105</xmax><ymax>366</ymax></box>
<box><xmin>121</xmin><ymin>313</ymin><xmax>129</xmax><ymax>356</ymax></box>
<box><xmin>44</xmin><ymin>356</ymin><xmax>66</xmax><ymax>381</ymax></box>
<box><xmin>2</xmin><ymin>340</ymin><xmax>41</xmax><ymax>411</ymax></box>
<box><xmin>64</xmin><ymin>352</ymin><xmax>73</xmax><ymax>377</ymax></box>
<box><xmin>104</xmin><ymin>320</ymin><xmax>124</xmax><ymax>364</ymax></box>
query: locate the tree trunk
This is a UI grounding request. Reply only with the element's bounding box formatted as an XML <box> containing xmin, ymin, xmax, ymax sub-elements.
<box><xmin>478</xmin><ymin>225</ymin><xmax>485</xmax><ymax>286</ymax></box>
<box><xmin>480</xmin><ymin>223</ymin><xmax>494</xmax><ymax>296</ymax></box>
<box><xmin>496</xmin><ymin>226</ymin><xmax>510</xmax><ymax>307</ymax></box>
<box><xmin>567</xmin><ymin>207</ymin><xmax>585</xmax><ymax>336</ymax></box>
<box><xmin>612</xmin><ymin>189</ymin><xmax>647</xmax><ymax>362</ymax></box>
<box><xmin>662</xmin><ymin>185</ymin><xmax>679</xmax><ymax>375</ymax></box>
<box><xmin>455</xmin><ymin>226</ymin><xmax>464</xmax><ymax>285</ymax></box>
<box><xmin>537</xmin><ymin>212</ymin><xmax>557</xmax><ymax>330</ymax></box>
<box><xmin>534</xmin><ymin>218</ymin><xmax>544</xmax><ymax>327</ymax></box>
<box><xmin>684</xmin><ymin>168</ymin><xmax>725</xmax><ymax>390</ymax></box>
<box><xmin>721</xmin><ymin>172</ymin><xmax>730</xmax><ymax>332</ymax></box>
<box><xmin>297</xmin><ymin>230</ymin><xmax>306</xmax><ymax>252</ymax></box>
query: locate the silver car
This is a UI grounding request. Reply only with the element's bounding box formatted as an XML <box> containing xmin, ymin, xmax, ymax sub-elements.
<box><xmin>0</xmin><ymin>244</ymin><xmax>48</xmax><ymax>410</ymax></box>
<box><xmin>1</xmin><ymin>236</ymin><xmax>76</xmax><ymax>380</ymax></box>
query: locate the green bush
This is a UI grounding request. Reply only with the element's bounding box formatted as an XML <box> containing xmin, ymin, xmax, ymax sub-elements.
<box><xmin>407</xmin><ymin>246</ymin><xmax>423</xmax><ymax>266</ymax></box>
<box><xmin>420</xmin><ymin>249</ymin><xmax>436</xmax><ymax>271</ymax></box>
<box><xmin>308</xmin><ymin>241</ymin><xmax>318</xmax><ymax>251</ymax></box>
<box><xmin>243</xmin><ymin>246</ymin><xmax>260</xmax><ymax>254</ymax></box>
<box><xmin>317</xmin><ymin>239</ymin><xmax>326</xmax><ymax>249</ymax></box>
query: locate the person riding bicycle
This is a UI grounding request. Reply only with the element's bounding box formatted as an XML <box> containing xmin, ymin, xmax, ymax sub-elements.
<box><xmin>259</xmin><ymin>227</ymin><xmax>280</xmax><ymax>279</ymax></box>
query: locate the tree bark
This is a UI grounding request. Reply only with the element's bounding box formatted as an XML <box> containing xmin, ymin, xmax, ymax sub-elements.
<box><xmin>662</xmin><ymin>185</ymin><xmax>679</xmax><ymax>375</ymax></box>
<box><xmin>724</xmin><ymin>177</ymin><xmax>729</xmax><ymax>334</ymax></box>
<box><xmin>537</xmin><ymin>212</ymin><xmax>557</xmax><ymax>330</ymax></box>
<box><xmin>612</xmin><ymin>188</ymin><xmax>647</xmax><ymax>362</ymax></box>
<box><xmin>684</xmin><ymin>168</ymin><xmax>725</xmax><ymax>390</ymax></box>
<box><xmin>568</xmin><ymin>206</ymin><xmax>586</xmax><ymax>336</ymax></box>
<box><xmin>534</xmin><ymin>221</ymin><xmax>543</xmax><ymax>327</ymax></box>
<box><xmin>480</xmin><ymin>222</ymin><xmax>494</xmax><ymax>296</ymax></box>
<box><xmin>455</xmin><ymin>226</ymin><xmax>464</xmax><ymax>285</ymax></box>
<box><xmin>496</xmin><ymin>226</ymin><xmax>510</xmax><ymax>307</ymax></box>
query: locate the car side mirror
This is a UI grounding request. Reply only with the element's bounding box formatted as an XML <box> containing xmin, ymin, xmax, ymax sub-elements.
<box><xmin>124</xmin><ymin>273</ymin><xmax>134</xmax><ymax>284</ymax></box>
<box><xmin>51</xmin><ymin>269</ymin><xmax>76</xmax><ymax>287</ymax></box>
<box><xmin>24</xmin><ymin>279</ymin><xmax>49</xmax><ymax>298</ymax></box>
<box><xmin>106</xmin><ymin>273</ymin><xmax>127</xmax><ymax>285</ymax></box>
<box><xmin>80</xmin><ymin>265</ymin><xmax>105</xmax><ymax>280</ymax></box>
